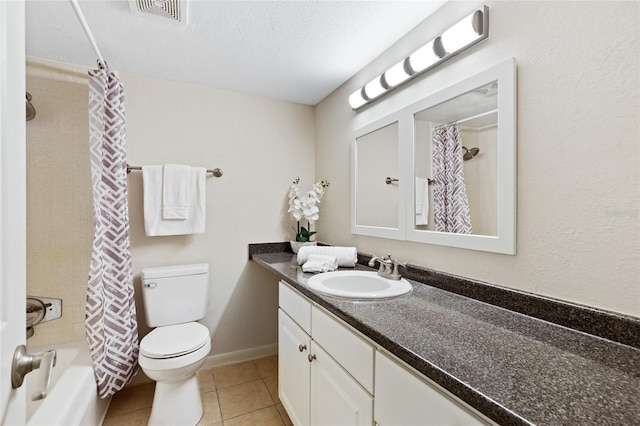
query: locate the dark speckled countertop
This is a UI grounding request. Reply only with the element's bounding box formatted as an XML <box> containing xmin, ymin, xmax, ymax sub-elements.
<box><xmin>250</xmin><ymin>247</ymin><xmax>640</xmax><ymax>426</ymax></box>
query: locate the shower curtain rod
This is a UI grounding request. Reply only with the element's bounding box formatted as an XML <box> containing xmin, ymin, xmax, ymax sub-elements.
<box><xmin>69</xmin><ymin>0</ymin><xmax>108</xmax><ymax>69</ymax></box>
<box><xmin>434</xmin><ymin>109</ymin><xmax>498</xmax><ymax>130</ymax></box>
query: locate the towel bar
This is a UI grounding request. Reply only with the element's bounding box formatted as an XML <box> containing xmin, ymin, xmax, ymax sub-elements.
<box><xmin>385</xmin><ymin>177</ymin><xmax>434</xmax><ymax>185</ymax></box>
<box><xmin>126</xmin><ymin>164</ymin><xmax>223</xmax><ymax>178</ymax></box>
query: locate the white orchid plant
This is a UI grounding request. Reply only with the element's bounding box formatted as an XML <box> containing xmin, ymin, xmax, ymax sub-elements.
<box><xmin>288</xmin><ymin>177</ymin><xmax>330</xmax><ymax>242</ymax></box>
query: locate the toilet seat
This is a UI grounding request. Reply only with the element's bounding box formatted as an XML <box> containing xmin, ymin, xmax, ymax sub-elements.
<box><xmin>141</xmin><ymin>322</ymin><xmax>209</xmax><ymax>359</ymax></box>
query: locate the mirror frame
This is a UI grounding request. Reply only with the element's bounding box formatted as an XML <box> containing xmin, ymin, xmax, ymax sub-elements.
<box><xmin>351</xmin><ymin>111</ymin><xmax>407</xmax><ymax>239</ymax></box>
<box><xmin>351</xmin><ymin>58</ymin><xmax>516</xmax><ymax>254</ymax></box>
<box><xmin>404</xmin><ymin>58</ymin><xmax>516</xmax><ymax>254</ymax></box>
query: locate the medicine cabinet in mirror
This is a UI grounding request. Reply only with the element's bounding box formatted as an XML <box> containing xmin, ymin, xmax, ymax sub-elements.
<box><xmin>351</xmin><ymin>58</ymin><xmax>516</xmax><ymax>254</ymax></box>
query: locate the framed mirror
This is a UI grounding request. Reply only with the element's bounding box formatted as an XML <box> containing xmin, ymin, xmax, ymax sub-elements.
<box><xmin>351</xmin><ymin>113</ymin><xmax>406</xmax><ymax>239</ymax></box>
<box><xmin>351</xmin><ymin>58</ymin><xmax>516</xmax><ymax>254</ymax></box>
<box><xmin>404</xmin><ymin>58</ymin><xmax>516</xmax><ymax>254</ymax></box>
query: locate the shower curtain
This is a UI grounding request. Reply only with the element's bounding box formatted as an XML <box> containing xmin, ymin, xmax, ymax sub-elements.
<box><xmin>85</xmin><ymin>69</ymin><xmax>139</xmax><ymax>398</ymax></box>
<box><xmin>432</xmin><ymin>123</ymin><xmax>473</xmax><ymax>234</ymax></box>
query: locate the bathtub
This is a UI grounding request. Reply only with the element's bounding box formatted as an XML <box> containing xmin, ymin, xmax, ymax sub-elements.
<box><xmin>26</xmin><ymin>341</ymin><xmax>111</xmax><ymax>426</ymax></box>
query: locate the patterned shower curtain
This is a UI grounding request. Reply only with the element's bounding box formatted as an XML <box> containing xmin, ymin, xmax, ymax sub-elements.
<box><xmin>432</xmin><ymin>124</ymin><xmax>473</xmax><ymax>234</ymax></box>
<box><xmin>86</xmin><ymin>69</ymin><xmax>139</xmax><ymax>399</ymax></box>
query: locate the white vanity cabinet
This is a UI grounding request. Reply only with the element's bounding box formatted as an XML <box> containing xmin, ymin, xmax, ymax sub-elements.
<box><xmin>375</xmin><ymin>351</ymin><xmax>489</xmax><ymax>426</ymax></box>
<box><xmin>278</xmin><ymin>281</ymin><xmax>491</xmax><ymax>426</ymax></box>
<box><xmin>278</xmin><ymin>282</ymin><xmax>373</xmax><ymax>426</ymax></box>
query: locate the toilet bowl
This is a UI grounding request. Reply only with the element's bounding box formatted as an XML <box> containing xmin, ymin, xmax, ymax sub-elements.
<box><xmin>138</xmin><ymin>264</ymin><xmax>211</xmax><ymax>426</ymax></box>
<box><xmin>139</xmin><ymin>322</ymin><xmax>211</xmax><ymax>426</ymax></box>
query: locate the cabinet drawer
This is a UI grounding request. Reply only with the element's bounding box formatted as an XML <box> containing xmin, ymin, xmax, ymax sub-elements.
<box><xmin>311</xmin><ymin>306</ymin><xmax>374</xmax><ymax>393</ymax></box>
<box><xmin>279</xmin><ymin>281</ymin><xmax>311</xmax><ymax>334</ymax></box>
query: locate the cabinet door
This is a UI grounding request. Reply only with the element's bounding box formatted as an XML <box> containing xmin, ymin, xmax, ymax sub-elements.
<box><xmin>279</xmin><ymin>309</ymin><xmax>311</xmax><ymax>425</ymax></box>
<box><xmin>375</xmin><ymin>352</ymin><xmax>488</xmax><ymax>426</ymax></box>
<box><xmin>310</xmin><ymin>343</ymin><xmax>373</xmax><ymax>426</ymax></box>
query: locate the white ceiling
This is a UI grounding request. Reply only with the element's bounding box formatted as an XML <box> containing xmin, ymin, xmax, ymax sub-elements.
<box><xmin>25</xmin><ymin>0</ymin><xmax>446</xmax><ymax>105</ymax></box>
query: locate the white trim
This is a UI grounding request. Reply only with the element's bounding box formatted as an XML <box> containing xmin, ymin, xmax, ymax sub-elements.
<box><xmin>199</xmin><ymin>343</ymin><xmax>278</xmax><ymax>370</ymax></box>
<box><xmin>0</xmin><ymin>1</ymin><xmax>27</xmax><ymax>423</ymax></box>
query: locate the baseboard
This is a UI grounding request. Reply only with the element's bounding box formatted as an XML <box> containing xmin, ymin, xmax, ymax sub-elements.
<box><xmin>200</xmin><ymin>343</ymin><xmax>278</xmax><ymax>370</ymax></box>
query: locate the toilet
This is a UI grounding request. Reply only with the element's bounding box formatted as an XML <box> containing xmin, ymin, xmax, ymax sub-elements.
<box><xmin>138</xmin><ymin>263</ymin><xmax>211</xmax><ymax>426</ymax></box>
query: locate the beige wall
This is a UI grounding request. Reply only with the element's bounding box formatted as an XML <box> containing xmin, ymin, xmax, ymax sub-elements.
<box><xmin>315</xmin><ymin>1</ymin><xmax>640</xmax><ymax>317</ymax></box>
<box><xmin>26</xmin><ymin>58</ymin><xmax>316</xmax><ymax>351</ymax></box>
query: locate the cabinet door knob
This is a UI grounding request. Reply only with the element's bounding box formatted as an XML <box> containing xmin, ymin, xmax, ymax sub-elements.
<box><xmin>308</xmin><ymin>354</ymin><xmax>316</xmax><ymax>363</ymax></box>
<box><xmin>298</xmin><ymin>344</ymin><xmax>307</xmax><ymax>352</ymax></box>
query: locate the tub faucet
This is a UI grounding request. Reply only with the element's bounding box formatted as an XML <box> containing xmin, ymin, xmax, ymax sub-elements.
<box><xmin>368</xmin><ymin>254</ymin><xmax>407</xmax><ymax>280</ymax></box>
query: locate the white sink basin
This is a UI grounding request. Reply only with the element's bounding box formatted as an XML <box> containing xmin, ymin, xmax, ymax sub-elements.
<box><xmin>307</xmin><ymin>271</ymin><xmax>412</xmax><ymax>299</ymax></box>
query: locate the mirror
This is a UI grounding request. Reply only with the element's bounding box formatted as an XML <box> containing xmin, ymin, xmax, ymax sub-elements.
<box><xmin>413</xmin><ymin>81</ymin><xmax>498</xmax><ymax>236</ymax></box>
<box><xmin>351</xmin><ymin>58</ymin><xmax>516</xmax><ymax>254</ymax></box>
<box><xmin>351</xmin><ymin>115</ymin><xmax>405</xmax><ymax>239</ymax></box>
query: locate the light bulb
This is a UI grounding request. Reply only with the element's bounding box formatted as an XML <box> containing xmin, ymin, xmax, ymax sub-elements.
<box><xmin>384</xmin><ymin>59</ymin><xmax>411</xmax><ymax>87</ymax></box>
<box><xmin>440</xmin><ymin>10</ymin><xmax>482</xmax><ymax>54</ymax></box>
<box><xmin>408</xmin><ymin>40</ymin><xmax>438</xmax><ymax>73</ymax></box>
<box><xmin>348</xmin><ymin>88</ymin><xmax>368</xmax><ymax>110</ymax></box>
<box><xmin>364</xmin><ymin>75</ymin><xmax>386</xmax><ymax>100</ymax></box>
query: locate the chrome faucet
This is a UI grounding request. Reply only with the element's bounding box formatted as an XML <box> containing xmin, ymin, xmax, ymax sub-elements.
<box><xmin>368</xmin><ymin>254</ymin><xmax>407</xmax><ymax>280</ymax></box>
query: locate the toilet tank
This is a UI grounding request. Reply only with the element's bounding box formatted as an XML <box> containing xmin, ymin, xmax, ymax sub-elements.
<box><xmin>141</xmin><ymin>263</ymin><xmax>209</xmax><ymax>327</ymax></box>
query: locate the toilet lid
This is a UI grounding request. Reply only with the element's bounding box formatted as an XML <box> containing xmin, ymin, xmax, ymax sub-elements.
<box><xmin>140</xmin><ymin>322</ymin><xmax>210</xmax><ymax>359</ymax></box>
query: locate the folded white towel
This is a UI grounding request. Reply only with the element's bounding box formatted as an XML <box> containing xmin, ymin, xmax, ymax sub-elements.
<box><xmin>162</xmin><ymin>164</ymin><xmax>191</xmax><ymax>219</ymax></box>
<box><xmin>415</xmin><ymin>177</ymin><xmax>429</xmax><ymax>226</ymax></box>
<box><xmin>297</xmin><ymin>246</ymin><xmax>357</xmax><ymax>268</ymax></box>
<box><xmin>142</xmin><ymin>165</ymin><xmax>206</xmax><ymax>236</ymax></box>
<box><xmin>302</xmin><ymin>255</ymin><xmax>339</xmax><ymax>273</ymax></box>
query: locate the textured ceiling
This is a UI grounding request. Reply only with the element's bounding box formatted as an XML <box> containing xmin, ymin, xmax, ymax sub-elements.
<box><xmin>25</xmin><ymin>0</ymin><xmax>446</xmax><ymax>105</ymax></box>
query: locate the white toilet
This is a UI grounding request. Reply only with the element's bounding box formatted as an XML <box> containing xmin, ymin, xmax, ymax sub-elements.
<box><xmin>138</xmin><ymin>263</ymin><xmax>211</xmax><ymax>426</ymax></box>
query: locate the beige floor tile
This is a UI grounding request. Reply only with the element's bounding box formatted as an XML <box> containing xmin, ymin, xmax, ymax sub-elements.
<box><xmin>102</xmin><ymin>407</ymin><xmax>151</xmax><ymax>426</ymax></box>
<box><xmin>105</xmin><ymin>382</ymin><xmax>155</xmax><ymax>418</ymax></box>
<box><xmin>197</xmin><ymin>391</ymin><xmax>222</xmax><ymax>426</ymax></box>
<box><xmin>224</xmin><ymin>406</ymin><xmax>285</xmax><ymax>426</ymax></box>
<box><xmin>255</xmin><ymin>355</ymin><xmax>278</xmax><ymax>378</ymax></box>
<box><xmin>263</xmin><ymin>375</ymin><xmax>280</xmax><ymax>404</ymax></box>
<box><xmin>276</xmin><ymin>404</ymin><xmax>293</xmax><ymax>426</ymax></box>
<box><xmin>213</xmin><ymin>360</ymin><xmax>261</xmax><ymax>389</ymax></box>
<box><xmin>217</xmin><ymin>379</ymin><xmax>274</xmax><ymax>420</ymax></box>
<box><xmin>197</xmin><ymin>368</ymin><xmax>217</xmax><ymax>393</ymax></box>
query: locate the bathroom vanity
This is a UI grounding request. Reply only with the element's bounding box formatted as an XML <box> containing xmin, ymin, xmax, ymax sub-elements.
<box><xmin>279</xmin><ymin>280</ymin><xmax>488</xmax><ymax>425</ymax></box>
<box><xmin>250</xmin><ymin>244</ymin><xmax>640</xmax><ymax>426</ymax></box>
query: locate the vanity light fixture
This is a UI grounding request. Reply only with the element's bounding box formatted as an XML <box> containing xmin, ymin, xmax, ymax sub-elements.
<box><xmin>349</xmin><ymin>6</ymin><xmax>489</xmax><ymax>110</ymax></box>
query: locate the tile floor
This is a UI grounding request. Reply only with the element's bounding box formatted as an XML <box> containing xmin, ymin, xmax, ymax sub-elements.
<box><xmin>103</xmin><ymin>355</ymin><xmax>292</xmax><ymax>426</ymax></box>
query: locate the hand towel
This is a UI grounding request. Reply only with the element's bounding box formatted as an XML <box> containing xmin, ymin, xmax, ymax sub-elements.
<box><xmin>142</xmin><ymin>165</ymin><xmax>206</xmax><ymax>236</ymax></box>
<box><xmin>301</xmin><ymin>254</ymin><xmax>339</xmax><ymax>273</ymax></box>
<box><xmin>162</xmin><ymin>164</ymin><xmax>190</xmax><ymax>219</ymax></box>
<box><xmin>297</xmin><ymin>246</ymin><xmax>357</xmax><ymax>268</ymax></box>
<box><xmin>415</xmin><ymin>177</ymin><xmax>429</xmax><ymax>226</ymax></box>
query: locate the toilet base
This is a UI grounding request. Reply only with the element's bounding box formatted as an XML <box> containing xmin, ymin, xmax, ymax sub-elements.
<box><xmin>148</xmin><ymin>375</ymin><xmax>203</xmax><ymax>426</ymax></box>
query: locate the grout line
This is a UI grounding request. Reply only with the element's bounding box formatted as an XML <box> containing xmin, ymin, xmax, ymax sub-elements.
<box><xmin>221</xmin><ymin>403</ymin><xmax>279</xmax><ymax>422</ymax></box>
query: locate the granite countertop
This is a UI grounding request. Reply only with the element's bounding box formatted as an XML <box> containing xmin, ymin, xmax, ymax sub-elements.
<box><xmin>251</xmin><ymin>250</ymin><xmax>640</xmax><ymax>426</ymax></box>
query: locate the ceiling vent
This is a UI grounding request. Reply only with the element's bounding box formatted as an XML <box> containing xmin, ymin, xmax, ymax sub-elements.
<box><xmin>129</xmin><ymin>0</ymin><xmax>188</xmax><ymax>25</ymax></box>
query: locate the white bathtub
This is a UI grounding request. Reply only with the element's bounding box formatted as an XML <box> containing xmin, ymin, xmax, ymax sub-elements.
<box><xmin>26</xmin><ymin>341</ymin><xmax>111</xmax><ymax>426</ymax></box>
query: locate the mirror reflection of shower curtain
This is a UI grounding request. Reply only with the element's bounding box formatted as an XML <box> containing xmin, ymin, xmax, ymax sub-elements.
<box><xmin>432</xmin><ymin>124</ymin><xmax>473</xmax><ymax>234</ymax></box>
<box><xmin>86</xmin><ymin>69</ymin><xmax>139</xmax><ymax>398</ymax></box>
